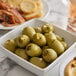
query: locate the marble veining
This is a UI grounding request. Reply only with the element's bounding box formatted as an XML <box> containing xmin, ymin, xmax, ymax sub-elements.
<box><xmin>0</xmin><ymin>58</ymin><xmax>16</xmax><ymax>76</ymax></box>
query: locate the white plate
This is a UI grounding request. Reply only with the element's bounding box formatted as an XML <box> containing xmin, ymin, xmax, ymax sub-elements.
<box><xmin>60</xmin><ymin>43</ymin><xmax>76</xmax><ymax>76</ymax></box>
<box><xmin>0</xmin><ymin>0</ymin><xmax>49</xmax><ymax>30</ymax></box>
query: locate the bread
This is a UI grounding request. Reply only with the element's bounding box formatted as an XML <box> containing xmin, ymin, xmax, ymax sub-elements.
<box><xmin>5</xmin><ymin>0</ymin><xmax>44</xmax><ymax>20</ymax></box>
<box><xmin>31</xmin><ymin>0</ymin><xmax>43</xmax><ymax>10</ymax></box>
<box><xmin>20</xmin><ymin>0</ymin><xmax>37</xmax><ymax>14</ymax></box>
<box><xmin>23</xmin><ymin>10</ymin><xmax>43</xmax><ymax>20</ymax></box>
<box><xmin>64</xmin><ymin>57</ymin><xmax>76</xmax><ymax>76</ymax></box>
<box><xmin>70</xmin><ymin>0</ymin><xmax>76</xmax><ymax>5</ymax></box>
<box><xmin>21</xmin><ymin>0</ymin><xmax>43</xmax><ymax>20</ymax></box>
<box><xmin>1</xmin><ymin>0</ymin><xmax>7</xmax><ymax>2</ymax></box>
<box><xmin>7</xmin><ymin>0</ymin><xmax>22</xmax><ymax>8</ymax></box>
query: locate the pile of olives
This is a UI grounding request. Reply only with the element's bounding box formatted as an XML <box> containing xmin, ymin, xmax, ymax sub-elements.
<box><xmin>4</xmin><ymin>23</ymin><xmax>68</xmax><ymax>68</ymax></box>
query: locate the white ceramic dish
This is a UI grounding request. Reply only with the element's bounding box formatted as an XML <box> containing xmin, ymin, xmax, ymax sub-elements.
<box><xmin>0</xmin><ymin>0</ymin><xmax>49</xmax><ymax>30</ymax></box>
<box><xmin>59</xmin><ymin>42</ymin><xmax>76</xmax><ymax>76</ymax></box>
<box><xmin>0</xmin><ymin>19</ymin><xmax>76</xmax><ymax>76</ymax></box>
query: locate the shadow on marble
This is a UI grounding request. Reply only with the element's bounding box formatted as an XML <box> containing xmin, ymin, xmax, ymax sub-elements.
<box><xmin>0</xmin><ymin>58</ymin><xmax>36</xmax><ymax>76</ymax></box>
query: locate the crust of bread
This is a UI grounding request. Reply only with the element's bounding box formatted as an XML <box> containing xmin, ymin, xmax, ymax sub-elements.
<box><xmin>64</xmin><ymin>59</ymin><xmax>76</xmax><ymax>76</ymax></box>
<box><xmin>1</xmin><ymin>0</ymin><xmax>7</xmax><ymax>2</ymax></box>
<box><xmin>20</xmin><ymin>0</ymin><xmax>37</xmax><ymax>14</ymax></box>
<box><xmin>23</xmin><ymin>10</ymin><xmax>43</xmax><ymax>20</ymax></box>
<box><xmin>31</xmin><ymin>0</ymin><xmax>43</xmax><ymax>10</ymax></box>
<box><xmin>7</xmin><ymin>0</ymin><xmax>22</xmax><ymax>8</ymax></box>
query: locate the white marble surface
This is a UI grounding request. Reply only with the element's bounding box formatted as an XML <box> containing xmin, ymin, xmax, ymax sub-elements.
<box><xmin>0</xmin><ymin>0</ymin><xmax>70</xmax><ymax>76</ymax></box>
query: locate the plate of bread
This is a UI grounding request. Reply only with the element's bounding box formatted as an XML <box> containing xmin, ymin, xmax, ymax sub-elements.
<box><xmin>60</xmin><ymin>43</ymin><xmax>76</xmax><ymax>76</ymax></box>
<box><xmin>0</xmin><ymin>0</ymin><xmax>49</xmax><ymax>30</ymax></box>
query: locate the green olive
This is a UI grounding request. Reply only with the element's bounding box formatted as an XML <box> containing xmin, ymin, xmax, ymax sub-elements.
<box><xmin>56</xmin><ymin>35</ymin><xmax>64</xmax><ymax>41</ymax></box>
<box><xmin>22</xmin><ymin>26</ymin><xmax>36</xmax><ymax>39</ymax></box>
<box><xmin>50</xmin><ymin>40</ymin><xmax>65</xmax><ymax>55</ymax></box>
<box><xmin>26</xmin><ymin>43</ymin><xmax>42</xmax><ymax>57</ymax></box>
<box><xmin>42</xmin><ymin>49</ymin><xmax>57</xmax><ymax>63</ymax></box>
<box><xmin>34</xmin><ymin>27</ymin><xmax>42</xmax><ymax>33</ymax></box>
<box><xmin>42</xmin><ymin>46</ymin><xmax>49</xmax><ymax>50</ymax></box>
<box><xmin>15</xmin><ymin>48</ymin><xmax>28</xmax><ymax>60</ymax></box>
<box><xmin>61</xmin><ymin>41</ymin><xmax>68</xmax><ymax>50</ymax></box>
<box><xmin>45</xmin><ymin>32</ymin><xmax>56</xmax><ymax>46</ymax></box>
<box><xmin>42</xmin><ymin>23</ymin><xmax>54</xmax><ymax>33</ymax></box>
<box><xmin>29</xmin><ymin>57</ymin><xmax>47</xmax><ymax>68</ymax></box>
<box><xmin>32</xmin><ymin>33</ymin><xmax>46</xmax><ymax>46</ymax></box>
<box><xmin>15</xmin><ymin>35</ymin><xmax>30</xmax><ymax>48</ymax></box>
<box><xmin>4</xmin><ymin>39</ymin><xmax>17</xmax><ymax>52</ymax></box>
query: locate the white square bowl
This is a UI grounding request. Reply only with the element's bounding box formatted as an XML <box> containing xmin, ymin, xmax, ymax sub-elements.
<box><xmin>0</xmin><ymin>19</ymin><xmax>76</xmax><ymax>76</ymax></box>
